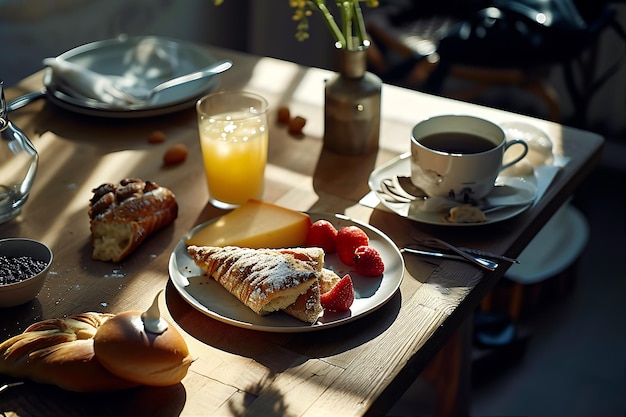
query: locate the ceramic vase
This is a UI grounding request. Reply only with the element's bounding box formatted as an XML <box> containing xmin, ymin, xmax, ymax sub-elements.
<box><xmin>323</xmin><ymin>45</ymin><xmax>382</xmax><ymax>155</ymax></box>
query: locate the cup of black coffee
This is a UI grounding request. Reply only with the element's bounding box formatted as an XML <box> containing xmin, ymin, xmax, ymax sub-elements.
<box><xmin>410</xmin><ymin>115</ymin><xmax>528</xmax><ymax>201</ymax></box>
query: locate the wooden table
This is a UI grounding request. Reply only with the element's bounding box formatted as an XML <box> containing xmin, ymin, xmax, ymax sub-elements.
<box><xmin>0</xmin><ymin>46</ymin><xmax>603</xmax><ymax>417</ymax></box>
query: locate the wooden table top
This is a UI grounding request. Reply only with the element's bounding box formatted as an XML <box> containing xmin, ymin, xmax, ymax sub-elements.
<box><xmin>0</xmin><ymin>46</ymin><xmax>603</xmax><ymax>417</ymax></box>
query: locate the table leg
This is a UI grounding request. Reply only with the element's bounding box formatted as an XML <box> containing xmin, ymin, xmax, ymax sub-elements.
<box><xmin>421</xmin><ymin>315</ymin><xmax>472</xmax><ymax>417</ymax></box>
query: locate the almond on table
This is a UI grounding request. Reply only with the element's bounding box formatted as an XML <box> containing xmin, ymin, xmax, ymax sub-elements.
<box><xmin>163</xmin><ymin>144</ymin><xmax>188</xmax><ymax>166</ymax></box>
<box><xmin>288</xmin><ymin>116</ymin><xmax>306</xmax><ymax>135</ymax></box>
<box><xmin>148</xmin><ymin>130</ymin><xmax>167</xmax><ymax>143</ymax></box>
<box><xmin>277</xmin><ymin>106</ymin><xmax>291</xmax><ymax>124</ymax></box>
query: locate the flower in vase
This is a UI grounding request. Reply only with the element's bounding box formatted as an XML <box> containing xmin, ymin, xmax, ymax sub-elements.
<box><xmin>291</xmin><ymin>1</ymin><xmax>379</xmax><ymax>50</ymax></box>
<box><xmin>214</xmin><ymin>1</ymin><xmax>379</xmax><ymax>51</ymax></box>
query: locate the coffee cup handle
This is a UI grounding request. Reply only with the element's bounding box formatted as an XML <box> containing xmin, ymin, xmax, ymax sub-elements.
<box><xmin>501</xmin><ymin>139</ymin><xmax>529</xmax><ymax>170</ymax></box>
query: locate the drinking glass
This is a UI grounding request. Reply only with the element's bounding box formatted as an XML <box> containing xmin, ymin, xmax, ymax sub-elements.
<box><xmin>196</xmin><ymin>90</ymin><xmax>268</xmax><ymax>209</ymax></box>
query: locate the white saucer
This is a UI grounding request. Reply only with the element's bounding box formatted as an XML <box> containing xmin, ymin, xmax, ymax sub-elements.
<box><xmin>45</xmin><ymin>36</ymin><xmax>221</xmax><ymax>118</ymax></box>
<box><xmin>368</xmin><ymin>153</ymin><xmax>538</xmax><ymax>226</ymax></box>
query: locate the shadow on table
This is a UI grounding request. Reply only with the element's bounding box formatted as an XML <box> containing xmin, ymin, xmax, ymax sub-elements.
<box><xmin>0</xmin><ymin>299</ymin><xmax>43</xmax><ymax>338</ymax></box>
<box><xmin>28</xmin><ymin>101</ymin><xmax>198</xmax><ymax>148</ymax></box>
<box><xmin>226</xmin><ymin>372</ymin><xmax>291</xmax><ymax>417</ymax></box>
<box><xmin>165</xmin><ymin>280</ymin><xmax>401</xmax><ymax>365</ymax></box>
<box><xmin>310</xmin><ymin>147</ymin><xmax>378</xmax><ymax>213</ymax></box>
<box><xmin>0</xmin><ymin>380</ymin><xmax>186</xmax><ymax>417</ymax></box>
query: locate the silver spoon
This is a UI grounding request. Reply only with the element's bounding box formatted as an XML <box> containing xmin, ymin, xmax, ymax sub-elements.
<box><xmin>114</xmin><ymin>59</ymin><xmax>232</xmax><ymax>104</ymax></box>
<box><xmin>0</xmin><ymin>381</ymin><xmax>24</xmax><ymax>393</ymax></box>
<box><xmin>6</xmin><ymin>89</ymin><xmax>46</xmax><ymax>112</ymax></box>
<box><xmin>382</xmin><ymin>176</ymin><xmax>535</xmax><ymax>211</ymax></box>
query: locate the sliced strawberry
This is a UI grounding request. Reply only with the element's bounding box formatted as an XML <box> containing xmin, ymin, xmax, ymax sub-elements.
<box><xmin>320</xmin><ymin>274</ymin><xmax>354</xmax><ymax>312</ymax></box>
<box><xmin>305</xmin><ymin>220</ymin><xmax>338</xmax><ymax>253</ymax></box>
<box><xmin>336</xmin><ymin>226</ymin><xmax>369</xmax><ymax>265</ymax></box>
<box><xmin>353</xmin><ymin>246</ymin><xmax>385</xmax><ymax>277</ymax></box>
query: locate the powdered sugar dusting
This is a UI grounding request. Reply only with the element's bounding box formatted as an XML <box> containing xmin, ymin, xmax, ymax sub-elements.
<box><xmin>188</xmin><ymin>246</ymin><xmax>319</xmax><ymax>313</ymax></box>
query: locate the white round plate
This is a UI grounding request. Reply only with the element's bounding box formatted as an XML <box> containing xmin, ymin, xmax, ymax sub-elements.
<box><xmin>505</xmin><ymin>204</ymin><xmax>589</xmax><ymax>284</ymax></box>
<box><xmin>168</xmin><ymin>213</ymin><xmax>404</xmax><ymax>333</ymax></box>
<box><xmin>368</xmin><ymin>153</ymin><xmax>537</xmax><ymax>226</ymax></box>
<box><xmin>44</xmin><ymin>36</ymin><xmax>221</xmax><ymax>118</ymax></box>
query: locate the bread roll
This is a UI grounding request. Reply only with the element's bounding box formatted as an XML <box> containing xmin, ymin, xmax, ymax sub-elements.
<box><xmin>93</xmin><ymin>310</ymin><xmax>193</xmax><ymax>386</ymax></box>
<box><xmin>89</xmin><ymin>178</ymin><xmax>178</xmax><ymax>262</ymax></box>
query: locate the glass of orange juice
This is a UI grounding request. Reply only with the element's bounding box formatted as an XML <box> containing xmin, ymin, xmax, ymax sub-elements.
<box><xmin>196</xmin><ymin>91</ymin><xmax>268</xmax><ymax>209</ymax></box>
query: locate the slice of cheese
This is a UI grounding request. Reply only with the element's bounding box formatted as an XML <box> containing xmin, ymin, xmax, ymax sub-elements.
<box><xmin>187</xmin><ymin>199</ymin><xmax>312</xmax><ymax>248</ymax></box>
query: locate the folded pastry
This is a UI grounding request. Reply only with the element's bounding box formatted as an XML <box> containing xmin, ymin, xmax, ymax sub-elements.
<box><xmin>283</xmin><ymin>279</ymin><xmax>323</xmax><ymax>324</ymax></box>
<box><xmin>283</xmin><ymin>267</ymin><xmax>343</xmax><ymax>323</ymax></box>
<box><xmin>187</xmin><ymin>245</ymin><xmax>324</xmax><ymax>318</ymax></box>
<box><xmin>89</xmin><ymin>178</ymin><xmax>178</xmax><ymax>262</ymax></box>
<box><xmin>319</xmin><ymin>268</ymin><xmax>342</xmax><ymax>294</ymax></box>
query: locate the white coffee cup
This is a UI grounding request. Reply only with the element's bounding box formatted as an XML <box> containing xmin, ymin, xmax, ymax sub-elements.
<box><xmin>410</xmin><ymin>115</ymin><xmax>528</xmax><ymax>201</ymax></box>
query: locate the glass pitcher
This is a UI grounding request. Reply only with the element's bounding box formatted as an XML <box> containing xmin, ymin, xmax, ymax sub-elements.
<box><xmin>0</xmin><ymin>81</ymin><xmax>39</xmax><ymax>223</ymax></box>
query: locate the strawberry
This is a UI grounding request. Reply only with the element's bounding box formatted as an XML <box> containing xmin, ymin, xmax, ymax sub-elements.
<box><xmin>305</xmin><ymin>220</ymin><xmax>338</xmax><ymax>253</ymax></box>
<box><xmin>320</xmin><ymin>274</ymin><xmax>354</xmax><ymax>312</ymax></box>
<box><xmin>336</xmin><ymin>226</ymin><xmax>369</xmax><ymax>265</ymax></box>
<box><xmin>353</xmin><ymin>246</ymin><xmax>385</xmax><ymax>277</ymax></box>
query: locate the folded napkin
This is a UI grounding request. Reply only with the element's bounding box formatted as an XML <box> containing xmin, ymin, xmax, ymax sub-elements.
<box><xmin>43</xmin><ymin>57</ymin><xmax>133</xmax><ymax>108</ymax></box>
<box><xmin>121</xmin><ymin>37</ymin><xmax>178</xmax><ymax>80</ymax></box>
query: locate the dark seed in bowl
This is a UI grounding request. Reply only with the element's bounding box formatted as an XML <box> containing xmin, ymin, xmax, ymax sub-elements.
<box><xmin>0</xmin><ymin>256</ymin><xmax>48</xmax><ymax>285</ymax></box>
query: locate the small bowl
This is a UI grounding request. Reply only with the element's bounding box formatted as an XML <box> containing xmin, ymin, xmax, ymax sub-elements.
<box><xmin>0</xmin><ymin>238</ymin><xmax>53</xmax><ymax>308</ymax></box>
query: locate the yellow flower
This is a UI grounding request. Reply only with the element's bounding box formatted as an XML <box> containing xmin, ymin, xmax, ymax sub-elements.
<box><xmin>214</xmin><ymin>1</ymin><xmax>378</xmax><ymax>50</ymax></box>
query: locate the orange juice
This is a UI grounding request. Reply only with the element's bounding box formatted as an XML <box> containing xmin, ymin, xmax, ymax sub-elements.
<box><xmin>199</xmin><ymin>111</ymin><xmax>268</xmax><ymax>207</ymax></box>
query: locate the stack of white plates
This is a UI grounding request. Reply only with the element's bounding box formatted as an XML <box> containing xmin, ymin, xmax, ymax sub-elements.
<box><xmin>505</xmin><ymin>203</ymin><xmax>589</xmax><ymax>284</ymax></box>
<box><xmin>44</xmin><ymin>36</ymin><xmax>221</xmax><ymax>118</ymax></box>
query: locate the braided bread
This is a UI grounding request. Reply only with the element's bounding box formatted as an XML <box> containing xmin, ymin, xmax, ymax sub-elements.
<box><xmin>0</xmin><ymin>309</ymin><xmax>192</xmax><ymax>392</ymax></box>
<box><xmin>89</xmin><ymin>178</ymin><xmax>178</xmax><ymax>262</ymax></box>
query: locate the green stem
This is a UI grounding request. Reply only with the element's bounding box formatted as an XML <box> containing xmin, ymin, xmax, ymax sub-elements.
<box><xmin>311</xmin><ymin>0</ymin><xmax>346</xmax><ymax>47</ymax></box>
<box><xmin>340</xmin><ymin>2</ymin><xmax>353</xmax><ymax>49</ymax></box>
<box><xmin>353</xmin><ymin>1</ymin><xmax>369</xmax><ymax>46</ymax></box>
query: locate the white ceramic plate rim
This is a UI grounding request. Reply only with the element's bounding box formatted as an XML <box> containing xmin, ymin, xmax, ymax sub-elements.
<box><xmin>368</xmin><ymin>152</ymin><xmax>538</xmax><ymax>226</ymax></box>
<box><xmin>45</xmin><ymin>36</ymin><xmax>220</xmax><ymax>118</ymax></box>
<box><xmin>505</xmin><ymin>204</ymin><xmax>589</xmax><ymax>284</ymax></box>
<box><xmin>168</xmin><ymin>213</ymin><xmax>404</xmax><ymax>333</ymax></box>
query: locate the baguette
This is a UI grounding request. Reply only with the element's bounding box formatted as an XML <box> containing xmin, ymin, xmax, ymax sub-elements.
<box><xmin>89</xmin><ymin>178</ymin><xmax>178</xmax><ymax>262</ymax></box>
